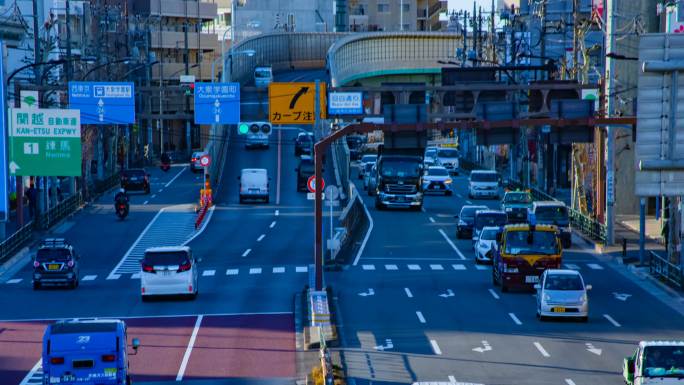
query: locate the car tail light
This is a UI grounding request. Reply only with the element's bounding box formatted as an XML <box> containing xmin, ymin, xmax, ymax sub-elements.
<box><xmin>33</xmin><ymin>261</ymin><xmax>40</xmax><ymax>268</ymax></box>
<box><xmin>67</xmin><ymin>260</ymin><xmax>74</xmax><ymax>267</ymax></box>
<box><xmin>177</xmin><ymin>262</ymin><xmax>192</xmax><ymax>272</ymax></box>
<box><xmin>188</xmin><ymin>285</ymin><xmax>193</xmax><ymax>292</ymax></box>
<box><xmin>50</xmin><ymin>357</ymin><xmax>64</xmax><ymax>365</ymax></box>
<box><xmin>192</xmin><ymin>157</ymin><xmax>197</xmax><ymax>162</ymax></box>
<box><xmin>142</xmin><ymin>264</ymin><xmax>155</xmax><ymax>273</ymax></box>
<box><xmin>101</xmin><ymin>354</ymin><xmax>115</xmax><ymax>362</ymax></box>
<box><xmin>141</xmin><ymin>287</ymin><xmax>146</xmax><ymax>294</ymax></box>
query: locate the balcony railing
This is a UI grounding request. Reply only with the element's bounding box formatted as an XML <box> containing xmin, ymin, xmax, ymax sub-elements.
<box><xmin>136</xmin><ymin>0</ymin><xmax>217</xmax><ymax>20</ymax></box>
<box><xmin>151</xmin><ymin>62</ymin><xmax>215</xmax><ymax>81</ymax></box>
<box><xmin>150</xmin><ymin>31</ymin><xmax>218</xmax><ymax>51</ymax></box>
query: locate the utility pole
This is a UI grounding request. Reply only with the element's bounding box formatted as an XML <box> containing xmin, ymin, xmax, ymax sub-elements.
<box><xmin>472</xmin><ymin>2</ymin><xmax>477</xmax><ymax>64</ymax></box>
<box><xmin>605</xmin><ymin>0</ymin><xmax>616</xmax><ymax>246</ymax></box>
<box><xmin>65</xmin><ymin>0</ymin><xmax>72</xmax><ymax>82</ymax></box>
<box><xmin>184</xmin><ymin>5</ymin><xmax>191</xmax><ymax>155</ymax></box>
<box><xmin>462</xmin><ymin>11</ymin><xmax>468</xmax><ymax>66</ymax></box>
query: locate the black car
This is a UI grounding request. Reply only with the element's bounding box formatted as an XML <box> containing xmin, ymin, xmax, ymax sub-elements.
<box><xmin>32</xmin><ymin>238</ymin><xmax>80</xmax><ymax>289</ymax></box>
<box><xmin>346</xmin><ymin>135</ymin><xmax>364</xmax><ymax>160</ymax></box>
<box><xmin>295</xmin><ymin>132</ymin><xmax>314</xmax><ymax>157</ymax></box>
<box><xmin>296</xmin><ymin>156</ymin><xmax>315</xmax><ymax>192</ymax></box>
<box><xmin>121</xmin><ymin>168</ymin><xmax>150</xmax><ymax>194</ymax></box>
<box><xmin>455</xmin><ymin>205</ymin><xmax>488</xmax><ymax>239</ymax></box>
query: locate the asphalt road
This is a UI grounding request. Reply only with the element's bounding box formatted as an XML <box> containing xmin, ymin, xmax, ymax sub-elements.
<box><xmin>0</xmin><ymin>70</ymin><xmax>330</xmax><ymax>385</ymax></box>
<box><xmin>330</xmin><ymin>168</ymin><xmax>684</xmax><ymax>385</ymax></box>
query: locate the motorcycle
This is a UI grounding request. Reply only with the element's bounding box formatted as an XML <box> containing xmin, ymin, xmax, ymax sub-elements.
<box><xmin>115</xmin><ymin>200</ymin><xmax>129</xmax><ymax>220</ymax></box>
<box><xmin>160</xmin><ymin>161</ymin><xmax>170</xmax><ymax>172</ymax></box>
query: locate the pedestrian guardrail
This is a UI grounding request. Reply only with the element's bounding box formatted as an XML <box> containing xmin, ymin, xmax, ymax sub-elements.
<box><xmin>649</xmin><ymin>250</ymin><xmax>683</xmax><ymax>289</ymax></box>
<box><xmin>35</xmin><ymin>193</ymin><xmax>83</xmax><ymax>230</ymax></box>
<box><xmin>0</xmin><ymin>221</ymin><xmax>33</xmax><ymax>264</ymax></box>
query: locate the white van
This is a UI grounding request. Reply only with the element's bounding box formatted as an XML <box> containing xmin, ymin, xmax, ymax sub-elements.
<box><xmin>254</xmin><ymin>66</ymin><xmax>273</xmax><ymax>88</ymax></box>
<box><xmin>468</xmin><ymin>169</ymin><xmax>500</xmax><ymax>199</ymax></box>
<box><xmin>141</xmin><ymin>246</ymin><xmax>198</xmax><ymax>300</ymax></box>
<box><xmin>239</xmin><ymin>168</ymin><xmax>270</xmax><ymax>203</ymax></box>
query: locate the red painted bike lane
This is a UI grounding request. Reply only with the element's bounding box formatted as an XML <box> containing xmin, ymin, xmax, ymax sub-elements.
<box><xmin>0</xmin><ymin>320</ymin><xmax>49</xmax><ymax>385</ymax></box>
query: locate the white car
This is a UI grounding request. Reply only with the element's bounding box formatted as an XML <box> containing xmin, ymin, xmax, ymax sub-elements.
<box><xmin>474</xmin><ymin>226</ymin><xmax>499</xmax><ymax>264</ymax></box>
<box><xmin>239</xmin><ymin>168</ymin><xmax>269</xmax><ymax>203</ymax></box>
<box><xmin>422</xmin><ymin>166</ymin><xmax>453</xmax><ymax>195</ymax></box>
<box><xmin>245</xmin><ymin>131</ymin><xmax>270</xmax><ymax>149</ymax></box>
<box><xmin>535</xmin><ymin>269</ymin><xmax>591</xmax><ymax>322</ymax></box>
<box><xmin>468</xmin><ymin>169</ymin><xmax>501</xmax><ymax>199</ymax></box>
<box><xmin>423</xmin><ymin>147</ymin><xmax>438</xmax><ymax>166</ymax></box>
<box><xmin>190</xmin><ymin>151</ymin><xmax>207</xmax><ymax>173</ymax></box>
<box><xmin>141</xmin><ymin>246</ymin><xmax>199</xmax><ymax>301</ymax></box>
<box><xmin>358</xmin><ymin>154</ymin><xmax>377</xmax><ymax>179</ymax></box>
<box><xmin>435</xmin><ymin>148</ymin><xmax>460</xmax><ymax>175</ymax></box>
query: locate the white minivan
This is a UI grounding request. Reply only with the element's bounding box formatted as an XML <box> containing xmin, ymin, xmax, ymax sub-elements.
<box><xmin>141</xmin><ymin>246</ymin><xmax>198</xmax><ymax>301</ymax></box>
<box><xmin>468</xmin><ymin>169</ymin><xmax>501</xmax><ymax>199</ymax></box>
<box><xmin>239</xmin><ymin>168</ymin><xmax>270</xmax><ymax>203</ymax></box>
<box><xmin>254</xmin><ymin>66</ymin><xmax>273</xmax><ymax>88</ymax></box>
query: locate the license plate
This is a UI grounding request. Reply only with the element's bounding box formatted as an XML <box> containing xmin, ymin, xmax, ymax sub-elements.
<box><xmin>552</xmin><ymin>307</ymin><xmax>566</xmax><ymax>313</ymax></box>
<box><xmin>47</xmin><ymin>264</ymin><xmax>60</xmax><ymax>271</ymax></box>
<box><xmin>525</xmin><ymin>275</ymin><xmax>539</xmax><ymax>283</ymax></box>
<box><xmin>160</xmin><ymin>271</ymin><xmax>171</xmax><ymax>276</ymax></box>
<box><xmin>431</xmin><ymin>185</ymin><xmax>441</xmax><ymax>190</ymax></box>
<box><xmin>249</xmin><ymin>189</ymin><xmax>259</xmax><ymax>193</ymax></box>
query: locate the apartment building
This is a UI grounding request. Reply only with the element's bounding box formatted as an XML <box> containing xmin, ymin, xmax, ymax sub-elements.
<box><xmin>348</xmin><ymin>0</ymin><xmax>447</xmax><ymax>32</ymax></box>
<box><xmin>233</xmin><ymin>0</ymin><xmax>333</xmax><ymax>41</ymax></box>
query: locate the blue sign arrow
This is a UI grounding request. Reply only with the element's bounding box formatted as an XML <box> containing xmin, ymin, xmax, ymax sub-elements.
<box><xmin>68</xmin><ymin>82</ymin><xmax>135</xmax><ymax>125</ymax></box>
<box><xmin>194</xmin><ymin>82</ymin><xmax>240</xmax><ymax>124</ymax></box>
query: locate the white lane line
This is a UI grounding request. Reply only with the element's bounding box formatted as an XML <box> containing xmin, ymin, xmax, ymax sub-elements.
<box><xmin>158</xmin><ymin>189</ymin><xmax>164</xmax><ymax>193</ymax></box>
<box><xmin>81</xmin><ymin>275</ymin><xmax>97</xmax><ymax>281</ymax></box>
<box><xmin>270</xmin><ymin>221</ymin><xmax>277</xmax><ymax>228</ymax></box>
<box><xmin>19</xmin><ymin>359</ymin><xmax>42</xmax><ymax>385</ymax></box>
<box><xmin>488</xmin><ymin>289</ymin><xmax>500</xmax><ymax>300</ymax></box>
<box><xmin>452</xmin><ymin>264</ymin><xmax>466</xmax><ymax>270</ymax></box>
<box><xmin>226</xmin><ymin>269</ymin><xmax>239</xmax><ymax>275</ymax></box>
<box><xmin>257</xmin><ymin>234</ymin><xmax>266</xmax><ymax>242</ymax></box>
<box><xmin>131</xmin><ymin>273</ymin><xmax>141</xmax><ymax>279</ymax></box>
<box><xmin>176</xmin><ymin>314</ymin><xmax>203</xmax><ymax>381</ymax></box>
<box><xmin>430</xmin><ymin>264</ymin><xmax>444</xmax><ymax>270</ymax></box>
<box><xmin>249</xmin><ymin>268</ymin><xmax>262</xmax><ymax>275</ymax></box>
<box><xmin>429</xmin><ymin>217</ymin><xmax>436</xmax><ymax>223</ymax></box>
<box><xmin>564</xmin><ymin>263</ymin><xmax>580</xmax><ymax>270</ymax></box>
<box><xmin>603</xmin><ymin>314</ymin><xmax>622</xmax><ymax>327</ymax></box>
<box><xmin>421</xmin><ymin>207</ymin><xmax>426</xmax><ymax>212</ymax></box>
<box><xmin>353</xmin><ymin>190</ymin><xmax>374</xmax><ymax>266</ymax></box>
<box><xmin>430</xmin><ymin>339</ymin><xmax>442</xmax><ymax>355</ymax></box>
<box><xmin>475</xmin><ymin>264</ymin><xmax>488</xmax><ymax>270</ymax></box>
<box><xmin>276</xmin><ymin>125</ymin><xmax>282</xmax><ymax>205</ymax></box>
<box><xmin>565</xmin><ymin>379</ymin><xmax>577</xmax><ymax>385</ymax></box>
<box><xmin>438</xmin><ymin>229</ymin><xmax>466</xmax><ymax>260</ymax></box>
<box><xmin>466</xmin><ymin>200</ymin><xmax>473</xmax><ymax>204</ymax></box>
<box><xmin>6</xmin><ymin>278</ymin><xmax>22</xmax><ymax>284</ymax></box>
<box><xmin>416</xmin><ymin>311</ymin><xmax>426</xmax><ymax>323</ymax></box>
<box><xmin>404</xmin><ymin>288</ymin><xmax>413</xmax><ymax>298</ymax></box>
<box><xmin>273</xmin><ymin>267</ymin><xmax>285</xmax><ymax>274</ymax></box>
<box><xmin>362</xmin><ymin>264</ymin><xmax>376</xmax><ymax>271</ymax></box>
<box><xmin>242</xmin><ymin>249</ymin><xmax>252</xmax><ymax>257</ymax></box>
<box><xmin>588</xmin><ymin>263</ymin><xmax>604</xmax><ymax>270</ymax></box>
<box><xmin>296</xmin><ymin>266</ymin><xmax>308</xmax><ymax>273</ymax></box>
<box><xmin>385</xmin><ymin>264</ymin><xmax>398</xmax><ymax>270</ymax></box>
<box><xmin>508</xmin><ymin>312</ymin><xmax>522</xmax><ymax>325</ymax></box>
<box><xmin>448</xmin><ymin>376</ymin><xmax>457</xmax><ymax>384</ymax></box>
<box><xmin>143</xmin><ymin>200</ymin><xmax>149</xmax><ymax>205</ymax></box>
<box><xmin>151</xmin><ymin>194</ymin><xmax>157</xmax><ymax>198</ymax></box>
<box><xmin>275</xmin><ymin>210</ymin><xmax>279</xmax><ymax>216</ymax></box>
<box><xmin>107</xmin><ymin>274</ymin><xmax>121</xmax><ymax>280</ymax></box>
<box><xmin>456</xmin><ymin>193</ymin><xmax>463</xmax><ymax>198</ymax></box>
<box><xmin>533</xmin><ymin>342</ymin><xmax>550</xmax><ymax>358</ymax></box>
<box><xmin>202</xmin><ymin>270</ymin><xmax>215</xmax><ymax>277</ymax></box>
<box><xmin>165</xmin><ymin>166</ymin><xmax>186</xmax><ymax>187</ymax></box>
<box><xmin>408</xmin><ymin>264</ymin><xmax>421</xmax><ymax>271</ymax></box>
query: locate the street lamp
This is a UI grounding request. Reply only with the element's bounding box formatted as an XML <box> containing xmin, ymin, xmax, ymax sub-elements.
<box><xmin>120</xmin><ymin>61</ymin><xmax>160</xmax><ymax>80</ymax></box>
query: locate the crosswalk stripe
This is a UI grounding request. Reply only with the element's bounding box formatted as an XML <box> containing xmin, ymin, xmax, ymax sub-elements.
<box><xmin>131</xmin><ymin>273</ymin><xmax>141</xmax><ymax>279</ymax></box>
<box><xmin>226</xmin><ymin>269</ymin><xmax>239</xmax><ymax>275</ymax></box>
<box><xmin>475</xmin><ymin>264</ymin><xmax>488</xmax><ymax>270</ymax></box>
<box><xmin>385</xmin><ymin>264</ymin><xmax>398</xmax><ymax>270</ymax></box>
<box><xmin>430</xmin><ymin>264</ymin><xmax>444</xmax><ymax>270</ymax></box>
<box><xmin>296</xmin><ymin>266</ymin><xmax>308</xmax><ymax>273</ymax></box>
<box><xmin>249</xmin><ymin>268</ymin><xmax>262</xmax><ymax>274</ymax></box>
<box><xmin>106</xmin><ymin>274</ymin><xmax>121</xmax><ymax>280</ymax></box>
<box><xmin>273</xmin><ymin>267</ymin><xmax>285</xmax><ymax>273</ymax></box>
<box><xmin>202</xmin><ymin>270</ymin><xmax>215</xmax><ymax>277</ymax></box>
<box><xmin>81</xmin><ymin>275</ymin><xmax>97</xmax><ymax>281</ymax></box>
<box><xmin>6</xmin><ymin>278</ymin><xmax>22</xmax><ymax>284</ymax></box>
<box><xmin>587</xmin><ymin>263</ymin><xmax>604</xmax><ymax>270</ymax></box>
<box><xmin>452</xmin><ymin>264</ymin><xmax>466</xmax><ymax>270</ymax></box>
<box><xmin>362</xmin><ymin>264</ymin><xmax>376</xmax><ymax>270</ymax></box>
<box><xmin>564</xmin><ymin>263</ymin><xmax>580</xmax><ymax>270</ymax></box>
<box><xmin>408</xmin><ymin>264</ymin><xmax>421</xmax><ymax>271</ymax></box>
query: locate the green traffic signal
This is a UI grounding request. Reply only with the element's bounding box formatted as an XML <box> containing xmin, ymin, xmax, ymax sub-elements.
<box><xmin>238</xmin><ymin>123</ymin><xmax>249</xmax><ymax>135</ymax></box>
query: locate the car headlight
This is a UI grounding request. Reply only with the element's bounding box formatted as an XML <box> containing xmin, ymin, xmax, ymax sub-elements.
<box><xmin>503</xmin><ymin>264</ymin><xmax>519</xmax><ymax>273</ymax></box>
<box><xmin>444</xmin><ymin>179</ymin><xmax>452</xmax><ymax>184</ymax></box>
<box><xmin>580</xmin><ymin>294</ymin><xmax>587</xmax><ymax>303</ymax></box>
<box><xmin>505</xmin><ymin>207</ymin><xmax>513</xmax><ymax>212</ymax></box>
<box><xmin>458</xmin><ymin>220</ymin><xmax>466</xmax><ymax>226</ymax></box>
<box><xmin>543</xmin><ymin>293</ymin><xmax>551</xmax><ymax>302</ymax></box>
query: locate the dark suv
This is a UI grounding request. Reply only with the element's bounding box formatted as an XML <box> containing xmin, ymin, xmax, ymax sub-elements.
<box><xmin>294</xmin><ymin>132</ymin><xmax>313</xmax><ymax>157</ymax></box>
<box><xmin>296</xmin><ymin>156</ymin><xmax>315</xmax><ymax>192</ymax></box>
<box><xmin>32</xmin><ymin>238</ymin><xmax>80</xmax><ymax>289</ymax></box>
<box><xmin>121</xmin><ymin>168</ymin><xmax>150</xmax><ymax>194</ymax></box>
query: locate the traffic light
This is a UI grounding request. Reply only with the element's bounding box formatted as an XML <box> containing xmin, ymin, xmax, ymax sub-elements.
<box><xmin>183</xmin><ymin>83</ymin><xmax>195</xmax><ymax>96</ymax></box>
<box><xmin>238</xmin><ymin>122</ymin><xmax>272</xmax><ymax>135</ymax></box>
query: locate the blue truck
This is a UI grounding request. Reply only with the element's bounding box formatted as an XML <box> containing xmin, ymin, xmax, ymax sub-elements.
<box><xmin>42</xmin><ymin>319</ymin><xmax>139</xmax><ymax>385</ymax></box>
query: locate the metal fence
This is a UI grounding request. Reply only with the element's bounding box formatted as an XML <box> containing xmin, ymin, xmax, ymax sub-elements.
<box><xmin>35</xmin><ymin>193</ymin><xmax>84</xmax><ymax>230</ymax></box>
<box><xmin>649</xmin><ymin>250</ymin><xmax>683</xmax><ymax>289</ymax></box>
<box><xmin>0</xmin><ymin>221</ymin><xmax>34</xmax><ymax>264</ymax></box>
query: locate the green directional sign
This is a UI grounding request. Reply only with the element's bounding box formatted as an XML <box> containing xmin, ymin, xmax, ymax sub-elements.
<box><xmin>8</xmin><ymin>108</ymin><xmax>82</xmax><ymax>176</ymax></box>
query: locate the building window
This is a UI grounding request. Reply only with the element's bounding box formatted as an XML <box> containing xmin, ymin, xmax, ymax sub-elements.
<box><xmin>378</xmin><ymin>4</ymin><xmax>389</xmax><ymax>13</ymax></box>
<box><xmin>402</xmin><ymin>4</ymin><xmax>410</xmax><ymax>12</ymax></box>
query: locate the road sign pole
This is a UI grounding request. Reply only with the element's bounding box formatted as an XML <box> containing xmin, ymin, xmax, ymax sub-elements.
<box><xmin>314</xmin><ymin>80</ymin><xmax>323</xmax><ymax>291</ymax></box>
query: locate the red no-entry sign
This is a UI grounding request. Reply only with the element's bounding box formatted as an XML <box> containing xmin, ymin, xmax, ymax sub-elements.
<box><xmin>307</xmin><ymin>175</ymin><xmax>324</xmax><ymax>193</ymax></box>
<box><xmin>200</xmin><ymin>154</ymin><xmax>211</xmax><ymax>167</ymax></box>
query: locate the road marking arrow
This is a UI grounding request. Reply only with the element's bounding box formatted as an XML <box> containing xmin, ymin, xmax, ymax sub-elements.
<box><xmin>612</xmin><ymin>292</ymin><xmax>632</xmax><ymax>301</ymax></box>
<box><xmin>9</xmin><ymin>161</ymin><xmax>20</xmax><ymax>174</ymax></box>
<box><xmin>586</xmin><ymin>343</ymin><xmax>602</xmax><ymax>356</ymax></box>
<box><xmin>358</xmin><ymin>288</ymin><xmax>375</xmax><ymax>297</ymax></box>
<box><xmin>374</xmin><ymin>338</ymin><xmax>393</xmax><ymax>351</ymax></box>
<box><xmin>472</xmin><ymin>340</ymin><xmax>492</xmax><ymax>353</ymax></box>
<box><xmin>439</xmin><ymin>289</ymin><xmax>455</xmax><ymax>298</ymax></box>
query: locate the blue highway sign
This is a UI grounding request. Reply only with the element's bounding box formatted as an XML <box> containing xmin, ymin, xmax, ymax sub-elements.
<box><xmin>194</xmin><ymin>82</ymin><xmax>240</xmax><ymax>124</ymax></box>
<box><xmin>68</xmin><ymin>82</ymin><xmax>135</xmax><ymax>125</ymax></box>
